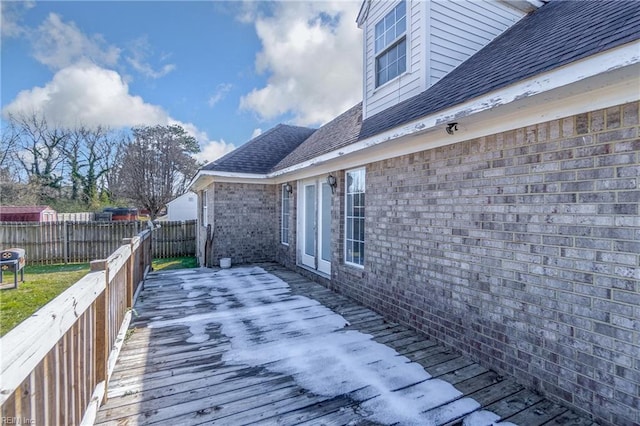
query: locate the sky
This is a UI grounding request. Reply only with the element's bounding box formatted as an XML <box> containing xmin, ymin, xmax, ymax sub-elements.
<box><xmin>0</xmin><ymin>0</ymin><xmax>363</xmax><ymax>164</ymax></box>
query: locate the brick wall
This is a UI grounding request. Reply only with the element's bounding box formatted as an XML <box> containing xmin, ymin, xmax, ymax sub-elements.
<box><xmin>210</xmin><ymin>182</ymin><xmax>277</xmax><ymax>265</ymax></box>
<box><xmin>327</xmin><ymin>102</ymin><xmax>639</xmax><ymax>425</ymax></box>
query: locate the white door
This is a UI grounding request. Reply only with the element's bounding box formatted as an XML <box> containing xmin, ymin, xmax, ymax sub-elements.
<box><xmin>299</xmin><ymin>178</ymin><xmax>332</xmax><ymax>275</ymax></box>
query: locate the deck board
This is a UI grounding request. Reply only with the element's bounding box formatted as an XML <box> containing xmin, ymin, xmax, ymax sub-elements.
<box><xmin>96</xmin><ymin>263</ymin><xmax>596</xmax><ymax>425</ymax></box>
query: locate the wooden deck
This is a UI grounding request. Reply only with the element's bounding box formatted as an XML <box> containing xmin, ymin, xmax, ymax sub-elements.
<box><xmin>96</xmin><ymin>264</ymin><xmax>596</xmax><ymax>426</ymax></box>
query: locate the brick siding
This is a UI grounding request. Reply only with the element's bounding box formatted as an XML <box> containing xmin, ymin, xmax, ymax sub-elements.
<box><xmin>209</xmin><ymin>182</ymin><xmax>277</xmax><ymax>265</ymax></box>
<box><xmin>280</xmin><ymin>102</ymin><xmax>639</xmax><ymax>425</ymax></box>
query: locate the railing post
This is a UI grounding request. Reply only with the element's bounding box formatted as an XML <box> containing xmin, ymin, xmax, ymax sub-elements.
<box><xmin>90</xmin><ymin>259</ymin><xmax>109</xmax><ymax>404</ymax></box>
<box><xmin>123</xmin><ymin>238</ymin><xmax>134</xmax><ymax>307</ymax></box>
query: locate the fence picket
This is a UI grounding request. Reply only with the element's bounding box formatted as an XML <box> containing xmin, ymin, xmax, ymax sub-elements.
<box><xmin>0</xmin><ymin>220</ymin><xmax>196</xmax><ymax>264</ymax></box>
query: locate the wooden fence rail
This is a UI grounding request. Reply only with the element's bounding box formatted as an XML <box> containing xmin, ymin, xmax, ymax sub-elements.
<box><xmin>0</xmin><ymin>229</ymin><xmax>152</xmax><ymax>426</ymax></box>
<box><xmin>0</xmin><ymin>220</ymin><xmax>196</xmax><ymax>264</ymax></box>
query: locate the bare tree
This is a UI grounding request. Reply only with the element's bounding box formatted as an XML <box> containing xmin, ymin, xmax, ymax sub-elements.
<box><xmin>114</xmin><ymin>124</ymin><xmax>199</xmax><ymax>219</ymax></box>
<box><xmin>8</xmin><ymin>112</ymin><xmax>68</xmax><ymax>202</ymax></box>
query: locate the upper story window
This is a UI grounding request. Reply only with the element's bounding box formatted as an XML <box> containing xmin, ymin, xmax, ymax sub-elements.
<box><xmin>375</xmin><ymin>1</ymin><xmax>407</xmax><ymax>87</ymax></box>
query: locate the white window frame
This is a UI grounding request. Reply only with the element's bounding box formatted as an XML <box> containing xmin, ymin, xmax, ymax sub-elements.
<box><xmin>374</xmin><ymin>0</ymin><xmax>407</xmax><ymax>87</ymax></box>
<box><xmin>201</xmin><ymin>189</ymin><xmax>208</xmax><ymax>227</ymax></box>
<box><xmin>345</xmin><ymin>168</ymin><xmax>365</xmax><ymax>268</ymax></box>
<box><xmin>281</xmin><ymin>184</ymin><xmax>291</xmax><ymax>245</ymax></box>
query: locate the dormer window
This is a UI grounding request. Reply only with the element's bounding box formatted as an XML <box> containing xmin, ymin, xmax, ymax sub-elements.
<box><xmin>375</xmin><ymin>1</ymin><xmax>407</xmax><ymax>87</ymax></box>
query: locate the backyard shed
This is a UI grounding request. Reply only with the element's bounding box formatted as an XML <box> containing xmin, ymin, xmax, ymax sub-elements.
<box><xmin>0</xmin><ymin>206</ymin><xmax>58</xmax><ymax>222</ymax></box>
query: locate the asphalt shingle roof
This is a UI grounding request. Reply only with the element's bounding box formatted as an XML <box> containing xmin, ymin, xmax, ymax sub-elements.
<box><xmin>273</xmin><ymin>103</ymin><xmax>363</xmax><ymax>172</ymax></box>
<box><xmin>202</xmin><ymin>1</ymin><xmax>639</xmax><ymax>176</ymax></box>
<box><xmin>358</xmin><ymin>0</ymin><xmax>640</xmax><ymax>140</ymax></box>
<box><xmin>202</xmin><ymin>124</ymin><xmax>316</xmax><ymax>174</ymax></box>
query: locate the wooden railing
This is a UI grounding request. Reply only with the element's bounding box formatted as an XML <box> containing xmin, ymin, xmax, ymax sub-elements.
<box><xmin>0</xmin><ymin>229</ymin><xmax>152</xmax><ymax>425</ymax></box>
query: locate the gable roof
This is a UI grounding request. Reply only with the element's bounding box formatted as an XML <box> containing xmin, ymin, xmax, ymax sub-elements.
<box><xmin>193</xmin><ymin>0</ymin><xmax>638</xmax><ymax>183</ymax></box>
<box><xmin>273</xmin><ymin>103</ymin><xmax>363</xmax><ymax>172</ymax></box>
<box><xmin>201</xmin><ymin>124</ymin><xmax>316</xmax><ymax>174</ymax></box>
<box><xmin>359</xmin><ymin>0</ymin><xmax>640</xmax><ymax>140</ymax></box>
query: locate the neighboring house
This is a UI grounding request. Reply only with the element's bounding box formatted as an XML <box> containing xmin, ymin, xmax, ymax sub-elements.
<box><xmin>189</xmin><ymin>1</ymin><xmax>640</xmax><ymax>424</ymax></box>
<box><xmin>166</xmin><ymin>192</ymin><xmax>198</xmax><ymax>221</ymax></box>
<box><xmin>0</xmin><ymin>205</ymin><xmax>58</xmax><ymax>222</ymax></box>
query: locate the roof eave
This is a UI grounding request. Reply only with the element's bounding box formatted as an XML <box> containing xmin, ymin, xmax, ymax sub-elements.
<box><xmin>270</xmin><ymin>41</ymin><xmax>640</xmax><ymax>179</ymax></box>
<box><xmin>188</xmin><ymin>170</ymin><xmax>274</xmax><ymax>190</ymax></box>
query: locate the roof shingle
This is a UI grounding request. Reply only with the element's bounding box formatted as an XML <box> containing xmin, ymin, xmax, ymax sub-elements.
<box><xmin>359</xmin><ymin>0</ymin><xmax>640</xmax><ymax>140</ymax></box>
<box><xmin>202</xmin><ymin>124</ymin><xmax>316</xmax><ymax>174</ymax></box>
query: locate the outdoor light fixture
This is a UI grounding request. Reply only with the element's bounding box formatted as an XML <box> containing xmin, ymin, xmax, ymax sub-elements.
<box><xmin>327</xmin><ymin>174</ymin><xmax>337</xmax><ymax>194</ymax></box>
<box><xmin>284</xmin><ymin>183</ymin><xmax>293</xmax><ymax>194</ymax></box>
<box><xmin>446</xmin><ymin>122</ymin><xmax>458</xmax><ymax>135</ymax></box>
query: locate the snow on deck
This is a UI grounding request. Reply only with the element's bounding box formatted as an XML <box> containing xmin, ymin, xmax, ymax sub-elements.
<box><xmin>95</xmin><ymin>264</ymin><xmax>593</xmax><ymax>426</ymax></box>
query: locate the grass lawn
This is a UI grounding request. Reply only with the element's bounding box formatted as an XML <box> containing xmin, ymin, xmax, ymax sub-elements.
<box><xmin>0</xmin><ymin>263</ymin><xmax>90</xmax><ymax>336</ymax></box>
<box><xmin>152</xmin><ymin>256</ymin><xmax>198</xmax><ymax>271</ymax></box>
<box><xmin>0</xmin><ymin>256</ymin><xmax>198</xmax><ymax>337</ymax></box>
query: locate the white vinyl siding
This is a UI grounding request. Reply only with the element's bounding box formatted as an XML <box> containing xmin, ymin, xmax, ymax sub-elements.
<box><xmin>363</xmin><ymin>0</ymin><xmax>425</xmax><ymax>118</ymax></box>
<box><xmin>429</xmin><ymin>0</ymin><xmax>524</xmax><ymax>85</ymax></box>
<box><xmin>362</xmin><ymin>0</ymin><xmax>524</xmax><ymax>119</ymax></box>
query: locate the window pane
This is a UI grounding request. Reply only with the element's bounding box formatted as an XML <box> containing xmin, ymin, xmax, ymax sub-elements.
<box><xmin>345</xmin><ymin>169</ymin><xmax>365</xmax><ymax>267</ymax></box>
<box><xmin>385</xmin><ymin>13</ymin><xmax>394</xmax><ymax>29</ymax></box>
<box><xmin>389</xmin><ymin>46</ymin><xmax>397</xmax><ymax>63</ymax></box>
<box><xmin>397</xmin><ymin>16</ymin><xmax>406</xmax><ymax>36</ymax></box>
<box><xmin>397</xmin><ymin>0</ymin><xmax>406</xmax><ymax>18</ymax></box>
<box><xmin>321</xmin><ymin>183</ymin><xmax>332</xmax><ymax>262</ymax></box>
<box><xmin>305</xmin><ymin>185</ymin><xmax>316</xmax><ymax>256</ymax></box>
<box><xmin>375</xmin><ymin>21</ymin><xmax>384</xmax><ymax>39</ymax></box>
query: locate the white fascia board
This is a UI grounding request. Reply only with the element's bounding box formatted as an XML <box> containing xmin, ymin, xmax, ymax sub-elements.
<box><xmin>270</xmin><ymin>41</ymin><xmax>640</xmax><ymax>179</ymax></box>
<box><xmin>188</xmin><ymin>170</ymin><xmax>274</xmax><ymax>190</ymax></box>
<box><xmin>356</xmin><ymin>0</ymin><xmax>370</xmax><ymax>28</ymax></box>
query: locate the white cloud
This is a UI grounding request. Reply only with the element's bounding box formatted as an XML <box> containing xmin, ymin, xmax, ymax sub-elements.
<box><xmin>126</xmin><ymin>36</ymin><xmax>176</xmax><ymax>79</ymax></box>
<box><xmin>240</xmin><ymin>1</ymin><xmax>362</xmax><ymax>126</ymax></box>
<box><xmin>2</xmin><ymin>62</ymin><xmax>234</xmax><ymax>164</ymax></box>
<box><xmin>251</xmin><ymin>128</ymin><xmax>263</xmax><ymax>139</ymax></box>
<box><xmin>195</xmin><ymin>139</ymin><xmax>236</xmax><ymax>164</ymax></box>
<box><xmin>1</xmin><ymin>1</ymin><xmax>34</xmax><ymax>39</ymax></box>
<box><xmin>208</xmin><ymin>83</ymin><xmax>233</xmax><ymax>107</ymax></box>
<box><xmin>3</xmin><ymin>63</ymin><xmax>167</xmax><ymax>128</ymax></box>
<box><xmin>168</xmin><ymin>119</ymin><xmax>235</xmax><ymax>163</ymax></box>
<box><xmin>31</xmin><ymin>13</ymin><xmax>120</xmax><ymax>70</ymax></box>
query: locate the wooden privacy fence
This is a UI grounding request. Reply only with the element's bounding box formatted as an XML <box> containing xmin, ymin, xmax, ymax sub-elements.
<box><xmin>0</xmin><ymin>229</ymin><xmax>152</xmax><ymax>426</ymax></box>
<box><xmin>0</xmin><ymin>220</ymin><xmax>196</xmax><ymax>264</ymax></box>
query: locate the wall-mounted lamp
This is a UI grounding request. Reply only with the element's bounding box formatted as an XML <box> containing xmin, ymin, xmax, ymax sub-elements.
<box><xmin>284</xmin><ymin>183</ymin><xmax>293</xmax><ymax>194</ymax></box>
<box><xmin>446</xmin><ymin>122</ymin><xmax>458</xmax><ymax>135</ymax></box>
<box><xmin>327</xmin><ymin>174</ymin><xmax>338</xmax><ymax>194</ymax></box>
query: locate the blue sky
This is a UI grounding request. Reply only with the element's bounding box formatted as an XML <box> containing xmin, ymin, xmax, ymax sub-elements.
<box><xmin>1</xmin><ymin>1</ymin><xmax>363</xmax><ymax>163</ymax></box>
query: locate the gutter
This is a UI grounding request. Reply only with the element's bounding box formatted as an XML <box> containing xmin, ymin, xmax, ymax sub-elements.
<box><xmin>269</xmin><ymin>41</ymin><xmax>640</xmax><ymax>179</ymax></box>
<box><xmin>190</xmin><ymin>40</ymin><xmax>639</xmax><ymax>189</ymax></box>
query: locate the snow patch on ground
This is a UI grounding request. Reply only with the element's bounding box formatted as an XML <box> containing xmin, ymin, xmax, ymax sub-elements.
<box><xmin>147</xmin><ymin>266</ymin><xmax>517</xmax><ymax>425</ymax></box>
